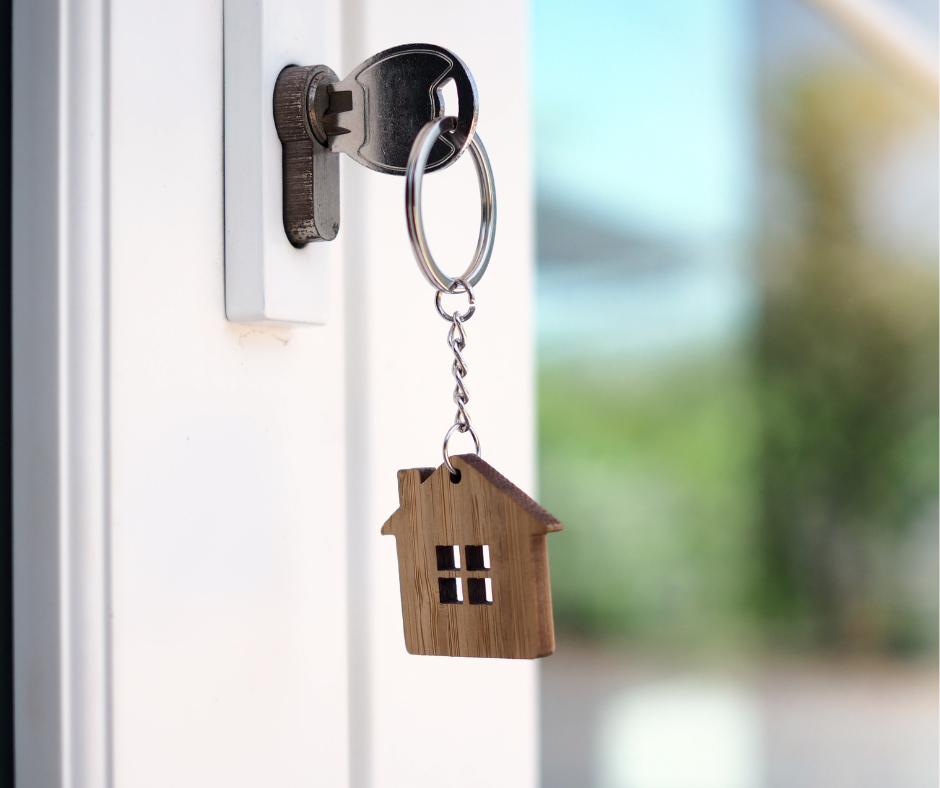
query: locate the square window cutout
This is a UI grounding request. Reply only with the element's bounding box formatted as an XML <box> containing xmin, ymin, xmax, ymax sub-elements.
<box><xmin>439</xmin><ymin>577</ymin><xmax>464</xmax><ymax>604</ymax></box>
<box><xmin>436</xmin><ymin>545</ymin><xmax>461</xmax><ymax>571</ymax></box>
<box><xmin>465</xmin><ymin>544</ymin><xmax>490</xmax><ymax>571</ymax></box>
<box><xmin>467</xmin><ymin>577</ymin><xmax>493</xmax><ymax>605</ymax></box>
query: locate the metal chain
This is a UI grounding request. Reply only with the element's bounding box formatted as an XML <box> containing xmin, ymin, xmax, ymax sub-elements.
<box><xmin>436</xmin><ymin>279</ymin><xmax>482</xmax><ymax>476</ymax></box>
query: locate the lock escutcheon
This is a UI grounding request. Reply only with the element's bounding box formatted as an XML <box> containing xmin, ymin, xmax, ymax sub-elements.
<box><xmin>273</xmin><ymin>65</ymin><xmax>341</xmax><ymax>246</ymax></box>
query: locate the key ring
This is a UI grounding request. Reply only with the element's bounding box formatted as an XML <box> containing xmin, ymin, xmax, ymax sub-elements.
<box><xmin>405</xmin><ymin>116</ymin><xmax>497</xmax><ymax>293</ymax></box>
<box><xmin>443</xmin><ymin>422</ymin><xmax>482</xmax><ymax>477</ymax></box>
<box><xmin>435</xmin><ymin>278</ymin><xmax>476</xmax><ymax>322</ymax></box>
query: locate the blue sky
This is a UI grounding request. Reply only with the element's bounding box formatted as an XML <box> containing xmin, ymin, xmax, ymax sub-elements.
<box><xmin>532</xmin><ymin>0</ymin><xmax>755</xmax><ymax>240</ymax></box>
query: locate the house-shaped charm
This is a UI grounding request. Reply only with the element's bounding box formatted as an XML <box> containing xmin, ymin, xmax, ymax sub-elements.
<box><xmin>381</xmin><ymin>453</ymin><xmax>563</xmax><ymax>659</ymax></box>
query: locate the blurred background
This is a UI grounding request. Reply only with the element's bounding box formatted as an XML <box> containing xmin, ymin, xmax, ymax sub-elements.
<box><xmin>532</xmin><ymin>0</ymin><xmax>938</xmax><ymax>786</ymax></box>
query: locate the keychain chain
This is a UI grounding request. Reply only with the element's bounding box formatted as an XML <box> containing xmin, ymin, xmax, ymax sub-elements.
<box><xmin>405</xmin><ymin>116</ymin><xmax>495</xmax><ymax>477</ymax></box>
<box><xmin>436</xmin><ymin>278</ymin><xmax>482</xmax><ymax>476</ymax></box>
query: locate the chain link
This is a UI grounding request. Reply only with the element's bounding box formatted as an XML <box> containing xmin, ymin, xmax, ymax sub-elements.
<box><xmin>438</xmin><ymin>279</ymin><xmax>482</xmax><ymax>475</ymax></box>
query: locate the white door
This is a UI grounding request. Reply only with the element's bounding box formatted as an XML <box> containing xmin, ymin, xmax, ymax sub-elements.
<box><xmin>13</xmin><ymin>0</ymin><xmax>538</xmax><ymax>786</ymax></box>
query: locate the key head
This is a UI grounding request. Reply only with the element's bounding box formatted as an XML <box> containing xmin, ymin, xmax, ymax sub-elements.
<box><xmin>328</xmin><ymin>44</ymin><xmax>479</xmax><ymax>175</ymax></box>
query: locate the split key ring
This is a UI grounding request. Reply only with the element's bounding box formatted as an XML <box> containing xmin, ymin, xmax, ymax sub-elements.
<box><xmin>405</xmin><ymin>116</ymin><xmax>497</xmax><ymax>293</ymax></box>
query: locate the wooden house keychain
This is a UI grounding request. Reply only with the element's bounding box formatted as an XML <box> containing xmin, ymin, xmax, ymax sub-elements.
<box><xmin>381</xmin><ymin>116</ymin><xmax>564</xmax><ymax>659</ymax></box>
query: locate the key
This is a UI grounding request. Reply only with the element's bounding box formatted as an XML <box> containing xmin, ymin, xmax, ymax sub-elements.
<box><xmin>324</xmin><ymin>43</ymin><xmax>478</xmax><ymax>174</ymax></box>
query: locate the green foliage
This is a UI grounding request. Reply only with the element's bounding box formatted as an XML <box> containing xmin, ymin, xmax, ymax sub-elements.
<box><xmin>537</xmin><ymin>68</ymin><xmax>938</xmax><ymax>655</ymax></box>
<box><xmin>539</xmin><ymin>356</ymin><xmax>761</xmax><ymax>650</ymax></box>
<box><xmin>755</xmin><ymin>69</ymin><xmax>939</xmax><ymax>651</ymax></box>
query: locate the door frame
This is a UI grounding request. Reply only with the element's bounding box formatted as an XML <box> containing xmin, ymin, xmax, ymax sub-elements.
<box><xmin>13</xmin><ymin>0</ymin><xmax>111</xmax><ymax>784</ymax></box>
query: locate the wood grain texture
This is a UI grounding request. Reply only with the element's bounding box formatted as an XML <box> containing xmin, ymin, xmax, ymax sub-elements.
<box><xmin>381</xmin><ymin>454</ymin><xmax>562</xmax><ymax>659</ymax></box>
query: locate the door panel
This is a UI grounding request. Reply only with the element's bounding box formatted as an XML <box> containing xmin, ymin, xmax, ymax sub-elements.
<box><xmin>343</xmin><ymin>2</ymin><xmax>537</xmax><ymax>785</ymax></box>
<box><xmin>14</xmin><ymin>0</ymin><xmax>535</xmax><ymax>784</ymax></box>
<box><xmin>110</xmin><ymin>0</ymin><xmax>348</xmax><ymax>784</ymax></box>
